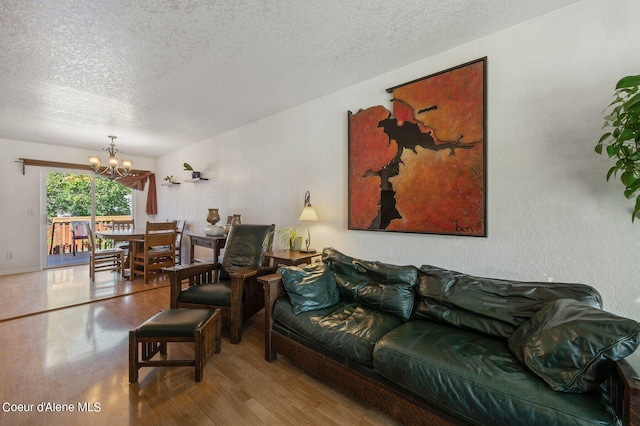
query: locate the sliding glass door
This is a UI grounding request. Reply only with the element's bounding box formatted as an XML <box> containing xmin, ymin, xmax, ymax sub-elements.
<box><xmin>44</xmin><ymin>170</ymin><xmax>132</xmax><ymax>268</ymax></box>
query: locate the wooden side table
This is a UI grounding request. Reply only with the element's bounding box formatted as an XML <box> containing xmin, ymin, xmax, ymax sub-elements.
<box><xmin>188</xmin><ymin>234</ymin><xmax>226</xmax><ymax>263</ymax></box>
<box><xmin>263</xmin><ymin>250</ymin><xmax>321</xmax><ymax>267</ymax></box>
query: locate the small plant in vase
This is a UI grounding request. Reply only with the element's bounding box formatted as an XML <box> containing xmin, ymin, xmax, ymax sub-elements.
<box><xmin>264</xmin><ymin>226</ymin><xmax>304</xmax><ymax>251</ymax></box>
<box><xmin>596</xmin><ymin>74</ymin><xmax>640</xmax><ymax>221</ymax></box>
<box><xmin>164</xmin><ymin>175</ymin><xmax>175</xmax><ymax>183</ymax></box>
<box><xmin>183</xmin><ymin>162</ymin><xmax>201</xmax><ymax>179</ymax></box>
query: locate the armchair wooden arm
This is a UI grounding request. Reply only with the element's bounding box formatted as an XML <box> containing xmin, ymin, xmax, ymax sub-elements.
<box><xmin>259</xmin><ymin>272</ymin><xmax>286</xmax><ymax>362</ymax></box>
<box><xmin>228</xmin><ymin>266</ymin><xmax>275</xmax><ymax>343</ymax></box>
<box><xmin>228</xmin><ymin>265</ymin><xmax>273</xmax><ymax>280</ymax></box>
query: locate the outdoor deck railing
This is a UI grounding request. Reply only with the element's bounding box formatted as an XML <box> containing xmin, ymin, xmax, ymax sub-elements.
<box><xmin>48</xmin><ymin>216</ymin><xmax>133</xmax><ymax>254</ymax></box>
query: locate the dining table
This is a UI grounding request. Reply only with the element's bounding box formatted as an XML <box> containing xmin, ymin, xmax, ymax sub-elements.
<box><xmin>95</xmin><ymin>228</ymin><xmax>146</xmax><ymax>242</ymax></box>
<box><xmin>95</xmin><ymin>228</ymin><xmax>147</xmax><ymax>277</ymax></box>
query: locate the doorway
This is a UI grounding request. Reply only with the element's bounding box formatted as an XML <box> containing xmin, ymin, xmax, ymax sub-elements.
<box><xmin>45</xmin><ymin>170</ymin><xmax>133</xmax><ymax>268</ymax></box>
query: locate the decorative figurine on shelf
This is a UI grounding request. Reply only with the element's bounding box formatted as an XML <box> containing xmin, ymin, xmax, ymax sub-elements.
<box><xmin>204</xmin><ymin>208</ymin><xmax>224</xmax><ymax>236</ymax></box>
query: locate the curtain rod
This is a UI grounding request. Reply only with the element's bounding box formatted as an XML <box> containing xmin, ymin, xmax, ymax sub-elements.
<box><xmin>16</xmin><ymin>158</ymin><xmax>149</xmax><ymax>176</ymax></box>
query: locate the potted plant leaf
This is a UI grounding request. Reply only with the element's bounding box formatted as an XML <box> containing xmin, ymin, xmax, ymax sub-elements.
<box><xmin>595</xmin><ymin>74</ymin><xmax>640</xmax><ymax>221</ymax></box>
<box><xmin>264</xmin><ymin>226</ymin><xmax>303</xmax><ymax>251</ymax></box>
<box><xmin>183</xmin><ymin>162</ymin><xmax>201</xmax><ymax>179</ymax></box>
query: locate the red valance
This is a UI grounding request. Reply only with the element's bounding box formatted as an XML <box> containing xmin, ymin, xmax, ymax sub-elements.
<box><xmin>118</xmin><ymin>172</ymin><xmax>158</xmax><ymax>215</ymax></box>
<box><xmin>18</xmin><ymin>158</ymin><xmax>157</xmax><ymax>215</ymax></box>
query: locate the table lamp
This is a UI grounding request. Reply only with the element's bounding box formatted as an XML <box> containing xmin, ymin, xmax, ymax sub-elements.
<box><xmin>298</xmin><ymin>191</ymin><xmax>318</xmax><ymax>253</ymax></box>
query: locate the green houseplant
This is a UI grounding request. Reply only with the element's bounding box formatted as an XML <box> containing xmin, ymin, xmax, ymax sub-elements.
<box><xmin>264</xmin><ymin>226</ymin><xmax>304</xmax><ymax>251</ymax></box>
<box><xmin>183</xmin><ymin>162</ymin><xmax>201</xmax><ymax>179</ymax></box>
<box><xmin>596</xmin><ymin>74</ymin><xmax>640</xmax><ymax>221</ymax></box>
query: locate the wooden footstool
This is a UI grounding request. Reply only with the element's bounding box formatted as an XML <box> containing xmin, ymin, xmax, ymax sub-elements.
<box><xmin>129</xmin><ymin>308</ymin><xmax>221</xmax><ymax>383</ymax></box>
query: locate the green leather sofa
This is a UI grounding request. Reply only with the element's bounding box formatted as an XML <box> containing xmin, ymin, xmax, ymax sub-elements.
<box><xmin>262</xmin><ymin>248</ymin><xmax>640</xmax><ymax>425</ymax></box>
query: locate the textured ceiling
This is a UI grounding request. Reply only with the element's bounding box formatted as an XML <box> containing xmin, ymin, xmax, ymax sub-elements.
<box><xmin>0</xmin><ymin>0</ymin><xmax>579</xmax><ymax>157</ymax></box>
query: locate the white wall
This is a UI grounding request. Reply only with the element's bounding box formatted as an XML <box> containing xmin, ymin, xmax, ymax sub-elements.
<box><xmin>0</xmin><ymin>138</ymin><xmax>155</xmax><ymax>274</ymax></box>
<box><xmin>1</xmin><ymin>0</ymin><xmax>637</xmax><ymax>319</ymax></box>
<box><xmin>155</xmin><ymin>0</ymin><xmax>640</xmax><ymax>319</ymax></box>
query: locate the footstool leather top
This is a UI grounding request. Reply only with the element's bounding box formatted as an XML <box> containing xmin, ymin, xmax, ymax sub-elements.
<box><xmin>135</xmin><ymin>309</ymin><xmax>216</xmax><ymax>338</ymax></box>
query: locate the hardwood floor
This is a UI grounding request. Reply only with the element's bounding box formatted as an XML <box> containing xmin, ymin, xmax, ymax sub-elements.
<box><xmin>0</xmin><ymin>267</ymin><xmax>398</xmax><ymax>425</ymax></box>
<box><xmin>0</xmin><ymin>266</ymin><xmax>169</xmax><ymax>322</ymax></box>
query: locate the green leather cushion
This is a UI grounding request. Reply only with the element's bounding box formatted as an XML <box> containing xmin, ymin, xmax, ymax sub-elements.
<box><xmin>322</xmin><ymin>247</ymin><xmax>418</xmax><ymax>321</ymax></box>
<box><xmin>136</xmin><ymin>308</ymin><xmax>216</xmax><ymax>337</ymax></box>
<box><xmin>415</xmin><ymin>264</ymin><xmax>603</xmax><ymax>338</ymax></box>
<box><xmin>178</xmin><ymin>282</ymin><xmax>231</xmax><ymax>307</ymax></box>
<box><xmin>508</xmin><ymin>298</ymin><xmax>640</xmax><ymax>393</ymax></box>
<box><xmin>279</xmin><ymin>262</ymin><xmax>339</xmax><ymax>314</ymax></box>
<box><xmin>272</xmin><ymin>297</ymin><xmax>402</xmax><ymax>366</ymax></box>
<box><xmin>374</xmin><ymin>320</ymin><xmax>619</xmax><ymax>425</ymax></box>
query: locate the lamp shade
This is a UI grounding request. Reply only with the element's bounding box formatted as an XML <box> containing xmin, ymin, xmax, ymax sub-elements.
<box><xmin>299</xmin><ymin>206</ymin><xmax>318</xmax><ymax>222</ymax></box>
<box><xmin>88</xmin><ymin>156</ymin><xmax>101</xmax><ymax>168</ymax></box>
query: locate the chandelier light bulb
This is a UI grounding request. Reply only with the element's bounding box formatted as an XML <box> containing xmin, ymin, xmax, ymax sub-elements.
<box><xmin>88</xmin><ymin>135</ymin><xmax>133</xmax><ymax>179</ymax></box>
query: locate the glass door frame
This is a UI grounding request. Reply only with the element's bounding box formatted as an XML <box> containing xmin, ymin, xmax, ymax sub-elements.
<box><xmin>40</xmin><ymin>167</ymin><xmax>134</xmax><ymax>270</ymax></box>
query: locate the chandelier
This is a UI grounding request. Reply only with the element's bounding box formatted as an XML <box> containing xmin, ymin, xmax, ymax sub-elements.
<box><xmin>88</xmin><ymin>135</ymin><xmax>133</xmax><ymax>179</ymax></box>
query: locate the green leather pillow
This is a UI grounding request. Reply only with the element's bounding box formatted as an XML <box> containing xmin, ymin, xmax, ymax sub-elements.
<box><xmin>279</xmin><ymin>263</ymin><xmax>339</xmax><ymax>314</ymax></box>
<box><xmin>508</xmin><ymin>298</ymin><xmax>640</xmax><ymax>393</ymax></box>
<box><xmin>322</xmin><ymin>247</ymin><xmax>418</xmax><ymax>321</ymax></box>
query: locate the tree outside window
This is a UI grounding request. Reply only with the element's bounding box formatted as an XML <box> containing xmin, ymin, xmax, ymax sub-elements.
<box><xmin>47</xmin><ymin>173</ymin><xmax>132</xmax><ymax>218</ymax></box>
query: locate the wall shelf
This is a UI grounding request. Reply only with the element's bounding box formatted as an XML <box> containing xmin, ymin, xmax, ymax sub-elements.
<box><xmin>161</xmin><ymin>182</ymin><xmax>180</xmax><ymax>186</ymax></box>
<box><xmin>185</xmin><ymin>178</ymin><xmax>209</xmax><ymax>182</ymax></box>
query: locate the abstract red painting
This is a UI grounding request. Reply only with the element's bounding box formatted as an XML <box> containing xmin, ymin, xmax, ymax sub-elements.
<box><xmin>348</xmin><ymin>58</ymin><xmax>486</xmax><ymax>236</ymax></box>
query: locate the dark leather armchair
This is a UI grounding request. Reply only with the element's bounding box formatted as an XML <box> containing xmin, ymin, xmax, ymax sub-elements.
<box><xmin>166</xmin><ymin>224</ymin><xmax>275</xmax><ymax>344</ymax></box>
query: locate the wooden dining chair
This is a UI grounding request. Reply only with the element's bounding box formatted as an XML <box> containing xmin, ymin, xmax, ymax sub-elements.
<box><xmin>111</xmin><ymin>219</ymin><xmax>134</xmax><ymax>230</ymax></box>
<box><xmin>111</xmin><ymin>219</ymin><xmax>135</xmax><ymax>252</ymax></box>
<box><xmin>84</xmin><ymin>223</ymin><xmax>125</xmax><ymax>280</ymax></box>
<box><xmin>174</xmin><ymin>219</ymin><xmax>186</xmax><ymax>265</ymax></box>
<box><xmin>71</xmin><ymin>221</ymin><xmax>89</xmax><ymax>256</ymax></box>
<box><xmin>130</xmin><ymin>221</ymin><xmax>177</xmax><ymax>283</ymax></box>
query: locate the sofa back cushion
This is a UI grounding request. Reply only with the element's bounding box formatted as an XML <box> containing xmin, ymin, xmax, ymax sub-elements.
<box><xmin>415</xmin><ymin>264</ymin><xmax>603</xmax><ymax>339</ymax></box>
<box><xmin>322</xmin><ymin>247</ymin><xmax>418</xmax><ymax>321</ymax></box>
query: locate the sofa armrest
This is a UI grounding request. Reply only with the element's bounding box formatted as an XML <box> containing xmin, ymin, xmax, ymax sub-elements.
<box><xmin>164</xmin><ymin>262</ymin><xmax>220</xmax><ymax>308</ymax></box>
<box><xmin>613</xmin><ymin>352</ymin><xmax>640</xmax><ymax>426</ymax></box>
<box><xmin>259</xmin><ymin>273</ymin><xmax>286</xmax><ymax>362</ymax></box>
